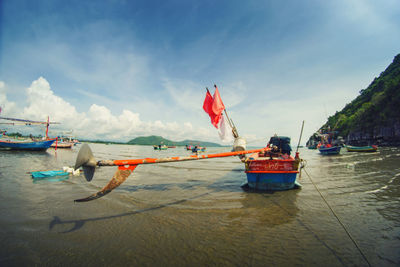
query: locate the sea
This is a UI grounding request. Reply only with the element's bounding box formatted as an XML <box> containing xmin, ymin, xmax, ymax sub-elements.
<box><xmin>0</xmin><ymin>144</ymin><xmax>399</xmax><ymax>266</ymax></box>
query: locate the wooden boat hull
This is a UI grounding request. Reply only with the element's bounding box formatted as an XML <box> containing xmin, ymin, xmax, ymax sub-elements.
<box><xmin>346</xmin><ymin>145</ymin><xmax>377</xmax><ymax>152</ymax></box>
<box><xmin>0</xmin><ymin>138</ymin><xmax>56</xmax><ymax>151</ymax></box>
<box><xmin>51</xmin><ymin>142</ymin><xmax>73</xmax><ymax>148</ymax></box>
<box><xmin>244</xmin><ymin>155</ymin><xmax>299</xmax><ymax>191</ymax></box>
<box><xmin>318</xmin><ymin>146</ymin><xmax>341</xmax><ymax>155</ymax></box>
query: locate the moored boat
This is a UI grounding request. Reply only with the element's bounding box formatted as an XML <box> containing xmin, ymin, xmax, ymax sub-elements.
<box><xmin>153</xmin><ymin>145</ymin><xmax>168</xmax><ymax>150</ymax></box>
<box><xmin>0</xmin><ymin>116</ymin><xmax>59</xmax><ymax>151</ymax></box>
<box><xmin>0</xmin><ymin>138</ymin><xmax>57</xmax><ymax>151</ymax></box>
<box><xmin>191</xmin><ymin>146</ymin><xmax>206</xmax><ymax>153</ymax></box>
<box><xmin>51</xmin><ymin>141</ymin><xmax>73</xmax><ymax>149</ymax></box>
<box><xmin>244</xmin><ymin>136</ymin><xmax>301</xmax><ymax>191</ymax></box>
<box><xmin>317</xmin><ymin>144</ymin><xmax>341</xmax><ymax>155</ymax></box>
<box><xmin>346</xmin><ymin>145</ymin><xmax>378</xmax><ymax>152</ymax></box>
<box><xmin>316</xmin><ymin>131</ymin><xmax>342</xmax><ymax>155</ymax></box>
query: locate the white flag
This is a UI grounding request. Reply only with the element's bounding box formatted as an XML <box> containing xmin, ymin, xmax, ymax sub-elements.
<box><xmin>217</xmin><ymin>114</ymin><xmax>234</xmax><ymax>143</ymax></box>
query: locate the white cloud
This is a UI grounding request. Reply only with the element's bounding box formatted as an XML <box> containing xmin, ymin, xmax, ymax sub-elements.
<box><xmin>0</xmin><ymin>81</ymin><xmax>18</xmax><ymax>116</ymax></box>
<box><xmin>0</xmin><ymin>77</ymin><xmax>218</xmax><ymax>143</ymax></box>
<box><xmin>23</xmin><ymin>77</ymin><xmax>82</xmax><ymax>122</ymax></box>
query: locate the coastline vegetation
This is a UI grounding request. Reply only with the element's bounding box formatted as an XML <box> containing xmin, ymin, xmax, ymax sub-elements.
<box><xmin>318</xmin><ymin>53</ymin><xmax>400</xmax><ymax>144</ymax></box>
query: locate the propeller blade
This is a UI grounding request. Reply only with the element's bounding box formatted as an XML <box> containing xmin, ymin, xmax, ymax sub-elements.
<box><xmin>74</xmin><ymin>166</ymin><xmax>136</xmax><ymax>202</ymax></box>
<box><xmin>75</xmin><ymin>144</ymin><xmax>97</xmax><ymax>181</ymax></box>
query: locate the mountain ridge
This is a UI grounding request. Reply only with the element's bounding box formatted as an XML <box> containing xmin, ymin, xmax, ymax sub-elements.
<box><xmin>127</xmin><ymin>135</ymin><xmax>223</xmax><ymax>147</ymax></box>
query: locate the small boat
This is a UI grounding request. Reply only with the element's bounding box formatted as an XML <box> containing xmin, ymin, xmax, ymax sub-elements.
<box><xmin>153</xmin><ymin>145</ymin><xmax>168</xmax><ymax>150</ymax></box>
<box><xmin>318</xmin><ymin>144</ymin><xmax>341</xmax><ymax>155</ymax></box>
<box><xmin>51</xmin><ymin>141</ymin><xmax>73</xmax><ymax>149</ymax></box>
<box><xmin>191</xmin><ymin>146</ymin><xmax>206</xmax><ymax>153</ymax></box>
<box><xmin>50</xmin><ymin>137</ymin><xmax>74</xmax><ymax>148</ymax></box>
<box><xmin>346</xmin><ymin>145</ymin><xmax>378</xmax><ymax>152</ymax></box>
<box><xmin>244</xmin><ymin>136</ymin><xmax>301</xmax><ymax>191</ymax></box>
<box><xmin>0</xmin><ymin>138</ymin><xmax>57</xmax><ymax>151</ymax></box>
<box><xmin>317</xmin><ymin>132</ymin><xmax>342</xmax><ymax>155</ymax></box>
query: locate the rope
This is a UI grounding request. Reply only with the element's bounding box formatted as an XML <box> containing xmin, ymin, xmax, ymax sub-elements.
<box><xmin>303</xmin><ymin>168</ymin><xmax>372</xmax><ymax>267</ymax></box>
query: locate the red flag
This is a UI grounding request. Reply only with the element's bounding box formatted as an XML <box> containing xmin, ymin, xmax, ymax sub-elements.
<box><xmin>203</xmin><ymin>85</ymin><xmax>226</xmax><ymax>128</ymax></box>
<box><xmin>212</xmin><ymin>85</ymin><xmax>225</xmax><ymax>116</ymax></box>
<box><xmin>203</xmin><ymin>89</ymin><xmax>213</xmax><ymax>115</ymax></box>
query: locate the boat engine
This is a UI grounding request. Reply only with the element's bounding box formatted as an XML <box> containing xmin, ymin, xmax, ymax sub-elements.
<box><xmin>268</xmin><ymin>136</ymin><xmax>292</xmax><ymax>155</ymax></box>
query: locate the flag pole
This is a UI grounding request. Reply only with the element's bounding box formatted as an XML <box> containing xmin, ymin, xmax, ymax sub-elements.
<box><xmin>214</xmin><ymin>84</ymin><xmax>239</xmax><ymax>138</ymax></box>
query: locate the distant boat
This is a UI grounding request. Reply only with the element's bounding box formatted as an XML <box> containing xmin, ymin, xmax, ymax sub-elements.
<box><xmin>317</xmin><ymin>132</ymin><xmax>342</xmax><ymax>155</ymax></box>
<box><xmin>51</xmin><ymin>140</ymin><xmax>73</xmax><ymax>149</ymax></box>
<box><xmin>0</xmin><ymin>138</ymin><xmax>56</xmax><ymax>151</ymax></box>
<box><xmin>153</xmin><ymin>145</ymin><xmax>168</xmax><ymax>150</ymax></box>
<box><xmin>318</xmin><ymin>144</ymin><xmax>341</xmax><ymax>155</ymax></box>
<box><xmin>346</xmin><ymin>145</ymin><xmax>378</xmax><ymax>152</ymax></box>
<box><xmin>191</xmin><ymin>146</ymin><xmax>206</xmax><ymax>153</ymax></box>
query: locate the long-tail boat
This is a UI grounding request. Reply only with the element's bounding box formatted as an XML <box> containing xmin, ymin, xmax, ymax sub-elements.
<box><xmin>244</xmin><ymin>136</ymin><xmax>301</xmax><ymax>190</ymax></box>
<box><xmin>69</xmin><ymin>85</ymin><xmax>303</xmax><ymax>202</ymax></box>
<box><xmin>0</xmin><ymin>138</ymin><xmax>56</xmax><ymax>151</ymax></box>
<box><xmin>0</xmin><ymin>116</ymin><xmax>58</xmax><ymax>151</ymax></box>
<box><xmin>318</xmin><ymin>144</ymin><xmax>341</xmax><ymax>155</ymax></box>
<box><xmin>346</xmin><ymin>145</ymin><xmax>378</xmax><ymax>152</ymax></box>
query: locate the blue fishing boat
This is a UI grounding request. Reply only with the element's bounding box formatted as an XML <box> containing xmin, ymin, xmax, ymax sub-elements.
<box><xmin>0</xmin><ymin>116</ymin><xmax>59</xmax><ymax>151</ymax></box>
<box><xmin>318</xmin><ymin>145</ymin><xmax>341</xmax><ymax>155</ymax></box>
<box><xmin>244</xmin><ymin>136</ymin><xmax>301</xmax><ymax>191</ymax></box>
<box><xmin>316</xmin><ymin>131</ymin><xmax>342</xmax><ymax>155</ymax></box>
<box><xmin>0</xmin><ymin>138</ymin><xmax>56</xmax><ymax>151</ymax></box>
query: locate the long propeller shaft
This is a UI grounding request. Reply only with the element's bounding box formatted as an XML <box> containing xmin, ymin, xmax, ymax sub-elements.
<box><xmin>98</xmin><ymin>148</ymin><xmax>266</xmax><ymax>167</ymax></box>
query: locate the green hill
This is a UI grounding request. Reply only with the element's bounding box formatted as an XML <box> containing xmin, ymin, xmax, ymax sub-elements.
<box><xmin>127</xmin><ymin>135</ymin><xmax>222</xmax><ymax>147</ymax></box>
<box><xmin>312</xmin><ymin>53</ymin><xmax>400</xmax><ymax>146</ymax></box>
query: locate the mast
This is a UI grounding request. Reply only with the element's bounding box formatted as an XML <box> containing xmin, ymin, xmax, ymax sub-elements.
<box><xmin>46</xmin><ymin>116</ymin><xmax>49</xmax><ymax>139</ymax></box>
<box><xmin>213</xmin><ymin>84</ymin><xmax>239</xmax><ymax>138</ymax></box>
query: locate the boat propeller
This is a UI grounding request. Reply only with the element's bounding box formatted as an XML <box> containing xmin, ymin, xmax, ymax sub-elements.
<box><xmin>73</xmin><ymin>144</ymin><xmax>137</xmax><ymax>202</ymax></box>
<box><xmin>74</xmin><ymin>144</ymin><xmax>96</xmax><ymax>182</ymax></box>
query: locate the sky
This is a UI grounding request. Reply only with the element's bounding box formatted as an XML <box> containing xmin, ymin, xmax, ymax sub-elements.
<box><xmin>0</xmin><ymin>0</ymin><xmax>399</xmax><ymax>146</ymax></box>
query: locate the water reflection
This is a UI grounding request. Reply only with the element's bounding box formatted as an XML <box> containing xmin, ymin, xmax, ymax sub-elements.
<box><xmin>49</xmin><ymin>192</ymin><xmax>211</xmax><ymax>233</ymax></box>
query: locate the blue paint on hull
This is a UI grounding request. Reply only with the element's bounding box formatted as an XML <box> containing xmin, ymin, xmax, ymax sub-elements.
<box><xmin>0</xmin><ymin>139</ymin><xmax>56</xmax><ymax>151</ymax></box>
<box><xmin>318</xmin><ymin>146</ymin><xmax>341</xmax><ymax>155</ymax></box>
<box><xmin>246</xmin><ymin>172</ymin><xmax>298</xmax><ymax>190</ymax></box>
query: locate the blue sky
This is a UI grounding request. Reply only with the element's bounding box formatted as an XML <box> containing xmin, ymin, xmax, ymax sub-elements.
<box><xmin>1</xmin><ymin>0</ymin><xmax>399</xmax><ymax>146</ymax></box>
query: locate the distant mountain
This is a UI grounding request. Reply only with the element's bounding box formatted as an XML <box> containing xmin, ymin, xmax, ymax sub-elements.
<box><xmin>309</xmin><ymin>53</ymin><xmax>400</xmax><ymax>146</ymax></box>
<box><xmin>127</xmin><ymin>135</ymin><xmax>223</xmax><ymax>147</ymax></box>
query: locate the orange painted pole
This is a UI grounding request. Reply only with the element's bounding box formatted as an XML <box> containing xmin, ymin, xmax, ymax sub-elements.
<box><xmin>98</xmin><ymin>148</ymin><xmax>268</xmax><ymax>167</ymax></box>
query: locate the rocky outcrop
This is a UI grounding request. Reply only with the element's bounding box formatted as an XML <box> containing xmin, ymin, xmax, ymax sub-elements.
<box><xmin>346</xmin><ymin>119</ymin><xmax>400</xmax><ymax>146</ymax></box>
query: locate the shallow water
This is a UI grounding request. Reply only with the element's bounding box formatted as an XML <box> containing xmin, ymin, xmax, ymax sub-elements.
<box><xmin>0</xmin><ymin>144</ymin><xmax>399</xmax><ymax>266</ymax></box>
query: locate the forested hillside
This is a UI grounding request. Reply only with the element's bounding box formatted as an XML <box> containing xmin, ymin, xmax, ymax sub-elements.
<box><xmin>316</xmin><ymin>54</ymin><xmax>400</xmax><ymax>146</ymax></box>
